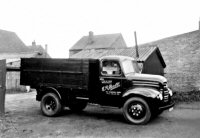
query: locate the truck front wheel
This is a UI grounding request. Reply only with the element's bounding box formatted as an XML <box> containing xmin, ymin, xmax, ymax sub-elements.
<box><xmin>41</xmin><ymin>93</ymin><xmax>62</xmax><ymax>116</ymax></box>
<box><xmin>123</xmin><ymin>97</ymin><xmax>151</xmax><ymax>125</ymax></box>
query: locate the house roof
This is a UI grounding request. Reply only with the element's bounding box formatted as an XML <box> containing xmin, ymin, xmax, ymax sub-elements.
<box><xmin>70</xmin><ymin>33</ymin><xmax>126</xmax><ymax>50</ymax></box>
<box><xmin>0</xmin><ymin>29</ymin><xmax>51</xmax><ymax>60</ymax></box>
<box><xmin>0</xmin><ymin>29</ymin><xmax>29</xmax><ymax>53</ymax></box>
<box><xmin>27</xmin><ymin>44</ymin><xmax>51</xmax><ymax>58</ymax></box>
<box><xmin>70</xmin><ymin>46</ymin><xmax>166</xmax><ymax>68</ymax></box>
<box><xmin>28</xmin><ymin>45</ymin><xmax>45</xmax><ymax>53</ymax></box>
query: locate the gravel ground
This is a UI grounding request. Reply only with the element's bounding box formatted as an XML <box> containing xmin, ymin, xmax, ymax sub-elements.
<box><xmin>1</xmin><ymin>91</ymin><xmax>200</xmax><ymax>138</ymax></box>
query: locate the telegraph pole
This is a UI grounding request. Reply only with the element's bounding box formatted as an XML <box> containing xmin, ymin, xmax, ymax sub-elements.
<box><xmin>134</xmin><ymin>31</ymin><xmax>139</xmax><ymax>58</ymax></box>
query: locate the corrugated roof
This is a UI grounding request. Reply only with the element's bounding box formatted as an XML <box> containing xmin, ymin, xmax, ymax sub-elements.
<box><xmin>70</xmin><ymin>33</ymin><xmax>126</xmax><ymax>50</ymax></box>
<box><xmin>0</xmin><ymin>29</ymin><xmax>30</xmax><ymax>53</ymax></box>
<box><xmin>70</xmin><ymin>46</ymin><xmax>166</xmax><ymax>67</ymax></box>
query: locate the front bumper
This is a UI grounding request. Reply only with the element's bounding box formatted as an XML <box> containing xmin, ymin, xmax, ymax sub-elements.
<box><xmin>159</xmin><ymin>100</ymin><xmax>175</xmax><ymax>110</ymax></box>
<box><xmin>158</xmin><ymin>88</ymin><xmax>175</xmax><ymax>111</ymax></box>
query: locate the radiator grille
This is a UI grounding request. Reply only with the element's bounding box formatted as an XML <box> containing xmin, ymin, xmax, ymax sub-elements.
<box><xmin>163</xmin><ymin>85</ymin><xmax>169</xmax><ymax>102</ymax></box>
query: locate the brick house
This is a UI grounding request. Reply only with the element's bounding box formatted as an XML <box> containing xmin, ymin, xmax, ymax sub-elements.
<box><xmin>27</xmin><ymin>41</ymin><xmax>50</xmax><ymax>58</ymax></box>
<box><xmin>69</xmin><ymin>31</ymin><xmax>127</xmax><ymax>57</ymax></box>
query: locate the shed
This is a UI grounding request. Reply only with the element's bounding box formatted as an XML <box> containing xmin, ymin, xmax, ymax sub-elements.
<box><xmin>70</xmin><ymin>46</ymin><xmax>166</xmax><ymax>76</ymax></box>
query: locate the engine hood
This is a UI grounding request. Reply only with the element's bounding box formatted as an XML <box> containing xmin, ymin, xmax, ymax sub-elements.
<box><xmin>127</xmin><ymin>73</ymin><xmax>167</xmax><ymax>84</ymax></box>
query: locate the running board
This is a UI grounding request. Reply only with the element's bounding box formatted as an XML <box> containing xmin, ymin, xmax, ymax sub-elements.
<box><xmin>75</xmin><ymin>97</ymin><xmax>89</xmax><ymax>100</ymax></box>
<box><xmin>88</xmin><ymin>103</ymin><xmax>119</xmax><ymax>109</ymax></box>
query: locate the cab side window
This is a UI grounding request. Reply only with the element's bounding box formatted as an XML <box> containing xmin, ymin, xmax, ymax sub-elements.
<box><xmin>102</xmin><ymin>60</ymin><xmax>121</xmax><ymax>76</ymax></box>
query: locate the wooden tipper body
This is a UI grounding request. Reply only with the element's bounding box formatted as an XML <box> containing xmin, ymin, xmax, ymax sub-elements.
<box><xmin>20</xmin><ymin>58</ymin><xmax>100</xmax><ymax>93</ymax></box>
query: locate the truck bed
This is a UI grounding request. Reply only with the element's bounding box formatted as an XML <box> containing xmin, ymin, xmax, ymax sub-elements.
<box><xmin>20</xmin><ymin>58</ymin><xmax>99</xmax><ymax>90</ymax></box>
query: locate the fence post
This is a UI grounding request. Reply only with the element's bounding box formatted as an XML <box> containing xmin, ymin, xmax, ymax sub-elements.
<box><xmin>0</xmin><ymin>60</ymin><xmax>6</xmax><ymax>116</ymax></box>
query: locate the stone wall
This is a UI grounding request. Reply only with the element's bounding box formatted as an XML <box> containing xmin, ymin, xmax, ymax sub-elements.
<box><xmin>165</xmin><ymin>73</ymin><xmax>200</xmax><ymax>92</ymax></box>
<box><xmin>141</xmin><ymin>30</ymin><xmax>200</xmax><ymax>92</ymax></box>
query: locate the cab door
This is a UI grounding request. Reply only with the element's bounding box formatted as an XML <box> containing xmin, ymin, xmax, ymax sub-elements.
<box><xmin>99</xmin><ymin>59</ymin><xmax>123</xmax><ymax>106</ymax></box>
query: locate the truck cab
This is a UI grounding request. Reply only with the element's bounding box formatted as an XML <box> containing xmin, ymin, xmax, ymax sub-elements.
<box><xmin>97</xmin><ymin>55</ymin><xmax>174</xmax><ymax>124</ymax></box>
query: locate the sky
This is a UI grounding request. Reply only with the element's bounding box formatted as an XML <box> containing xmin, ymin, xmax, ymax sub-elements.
<box><xmin>0</xmin><ymin>0</ymin><xmax>200</xmax><ymax>58</ymax></box>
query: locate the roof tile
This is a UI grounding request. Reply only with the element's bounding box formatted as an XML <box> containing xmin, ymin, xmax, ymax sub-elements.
<box><xmin>70</xmin><ymin>33</ymin><xmax>126</xmax><ymax>50</ymax></box>
<box><xmin>0</xmin><ymin>29</ymin><xmax>29</xmax><ymax>53</ymax></box>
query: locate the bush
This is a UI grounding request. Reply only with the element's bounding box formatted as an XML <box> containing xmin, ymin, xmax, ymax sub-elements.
<box><xmin>173</xmin><ymin>90</ymin><xmax>200</xmax><ymax>103</ymax></box>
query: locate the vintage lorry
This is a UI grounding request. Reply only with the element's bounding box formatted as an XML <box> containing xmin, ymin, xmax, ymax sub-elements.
<box><xmin>20</xmin><ymin>55</ymin><xmax>174</xmax><ymax>125</ymax></box>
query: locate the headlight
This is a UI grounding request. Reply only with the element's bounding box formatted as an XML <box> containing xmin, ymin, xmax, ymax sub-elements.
<box><xmin>156</xmin><ymin>93</ymin><xmax>163</xmax><ymax>100</ymax></box>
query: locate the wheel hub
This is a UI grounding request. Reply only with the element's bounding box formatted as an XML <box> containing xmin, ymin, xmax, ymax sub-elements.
<box><xmin>129</xmin><ymin>103</ymin><xmax>145</xmax><ymax>119</ymax></box>
<box><xmin>45</xmin><ymin>99</ymin><xmax>56</xmax><ymax>111</ymax></box>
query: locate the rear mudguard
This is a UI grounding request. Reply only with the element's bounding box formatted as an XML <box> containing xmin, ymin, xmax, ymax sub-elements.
<box><xmin>36</xmin><ymin>87</ymin><xmax>62</xmax><ymax>101</ymax></box>
<box><xmin>122</xmin><ymin>87</ymin><xmax>160</xmax><ymax>99</ymax></box>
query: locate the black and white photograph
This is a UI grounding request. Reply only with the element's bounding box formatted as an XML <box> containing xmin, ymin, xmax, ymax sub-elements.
<box><xmin>0</xmin><ymin>0</ymin><xmax>200</xmax><ymax>137</ymax></box>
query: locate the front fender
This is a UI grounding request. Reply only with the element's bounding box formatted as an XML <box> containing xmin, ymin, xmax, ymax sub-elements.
<box><xmin>122</xmin><ymin>87</ymin><xmax>160</xmax><ymax>99</ymax></box>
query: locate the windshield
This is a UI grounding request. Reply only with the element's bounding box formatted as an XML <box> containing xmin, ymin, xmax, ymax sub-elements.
<box><xmin>121</xmin><ymin>59</ymin><xmax>140</xmax><ymax>75</ymax></box>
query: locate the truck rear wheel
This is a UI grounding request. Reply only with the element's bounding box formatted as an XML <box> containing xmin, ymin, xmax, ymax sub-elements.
<box><xmin>123</xmin><ymin>97</ymin><xmax>151</xmax><ymax>125</ymax></box>
<box><xmin>41</xmin><ymin>93</ymin><xmax>62</xmax><ymax>116</ymax></box>
<box><xmin>68</xmin><ymin>100</ymin><xmax>87</xmax><ymax>112</ymax></box>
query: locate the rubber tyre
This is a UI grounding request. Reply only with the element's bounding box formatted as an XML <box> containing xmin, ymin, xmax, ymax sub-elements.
<box><xmin>123</xmin><ymin>97</ymin><xmax>151</xmax><ymax>125</ymax></box>
<box><xmin>41</xmin><ymin>93</ymin><xmax>62</xmax><ymax>116</ymax></box>
<box><xmin>68</xmin><ymin>100</ymin><xmax>87</xmax><ymax>112</ymax></box>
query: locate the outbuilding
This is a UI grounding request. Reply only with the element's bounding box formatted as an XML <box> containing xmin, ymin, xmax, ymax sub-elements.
<box><xmin>70</xmin><ymin>46</ymin><xmax>166</xmax><ymax>76</ymax></box>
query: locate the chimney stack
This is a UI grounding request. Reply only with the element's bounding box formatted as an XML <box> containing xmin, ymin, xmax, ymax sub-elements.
<box><xmin>32</xmin><ymin>40</ymin><xmax>36</xmax><ymax>46</ymax></box>
<box><xmin>88</xmin><ymin>31</ymin><xmax>94</xmax><ymax>44</ymax></box>
<box><xmin>134</xmin><ymin>31</ymin><xmax>139</xmax><ymax>58</ymax></box>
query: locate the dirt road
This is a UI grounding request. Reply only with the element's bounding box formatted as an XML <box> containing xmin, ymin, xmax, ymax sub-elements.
<box><xmin>1</xmin><ymin>91</ymin><xmax>200</xmax><ymax>138</ymax></box>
